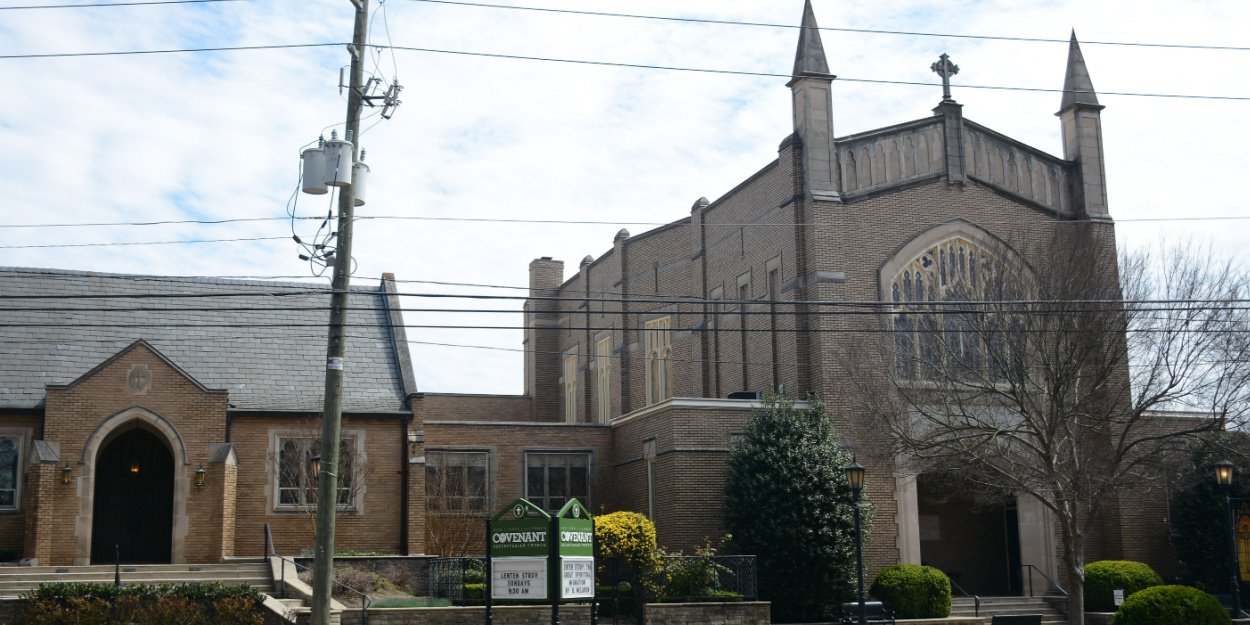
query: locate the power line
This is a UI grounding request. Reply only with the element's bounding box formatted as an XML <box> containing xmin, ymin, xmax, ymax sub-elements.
<box><xmin>3</xmin><ymin>211</ymin><xmax>1250</xmax><ymax>236</ymax></box>
<box><xmin>1</xmin><ymin>39</ymin><xmax>1246</xmax><ymax>102</ymax></box>
<box><xmin>0</xmin><ymin>42</ymin><xmax>342</xmax><ymax>60</ymax></box>
<box><xmin>401</xmin><ymin>0</ymin><xmax>1250</xmax><ymax>53</ymax></box>
<box><xmin>0</xmin><ymin>235</ymin><xmax>288</xmax><ymax>249</ymax></box>
<box><xmin>1</xmin><ymin>0</ymin><xmax>242</xmax><ymax>9</ymax></box>
<box><xmin>381</xmin><ymin>44</ymin><xmax>1250</xmax><ymax>101</ymax></box>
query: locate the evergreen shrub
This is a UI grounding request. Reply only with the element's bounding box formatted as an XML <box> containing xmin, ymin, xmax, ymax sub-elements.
<box><xmin>869</xmin><ymin>564</ymin><xmax>951</xmax><ymax>618</ymax></box>
<box><xmin>1085</xmin><ymin>560</ymin><xmax>1163</xmax><ymax>612</ymax></box>
<box><xmin>1112</xmin><ymin>585</ymin><xmax>1229</xmax><ymax>625</ymax></box>
<box><xmin>22</xmin><ymin>582</ymin><xmax>264</xmax><ymax>625</ymax></box>
<box><xmin>723</xmin><ymin>396</ymin><xmax>864</xmax><ymax>622</ymax></box>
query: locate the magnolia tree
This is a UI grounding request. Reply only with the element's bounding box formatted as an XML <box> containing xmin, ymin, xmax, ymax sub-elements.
<box><xmin>847</xmin><ymin>230</ymin><xmax>1250</xmax><ymax>625</ymax></box>
<box><xmin>723</xmin><ymin>396</ymin><xmax>865</xmax><ymax>622</ymax></box>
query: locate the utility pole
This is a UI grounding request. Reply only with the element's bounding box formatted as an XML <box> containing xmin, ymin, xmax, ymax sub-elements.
<box><xmin>310</xmin><ymin>1</ymin><xmax>368</xmax><ymax>624</ymax></box>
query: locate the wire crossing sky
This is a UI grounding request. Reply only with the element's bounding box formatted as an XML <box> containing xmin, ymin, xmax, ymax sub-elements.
<box><xmin>0</xmin><ymin>0</ymin><xmax>1247</xmax><ymax>393</ymax></box>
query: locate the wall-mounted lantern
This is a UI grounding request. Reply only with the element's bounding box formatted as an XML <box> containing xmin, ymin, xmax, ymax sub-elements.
<box><xmin>195</xmin><ymin>466</ymin><xmax>207</xmax><ymax>488</ymax></box>
<box><xmin>61</xmin><ymin>463</ymin><xmax>72</xmax><ymax>485</ymax></box>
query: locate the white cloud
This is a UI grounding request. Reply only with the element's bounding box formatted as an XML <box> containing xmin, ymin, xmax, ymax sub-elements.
<box><xmin>0</xmin><ymin>0</ymin><xmax>1246</xmax><ymax>394</ymax></box>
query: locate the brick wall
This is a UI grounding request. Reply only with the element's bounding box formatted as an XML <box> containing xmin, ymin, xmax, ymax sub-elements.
<box><xmin>643</xmin><ymin>601</ymin><xmax>770</xmax><ymax>625</ymax></box>
<box><xmin>422</xmin><ymin>420</ymin><xmax>613</xmax><ymax>555</ymax></box>
<box><xmin>0</xmin><ymin>414</ymin><xmax>43</xmax><ymax>558</ymax></box>
<box><xmin>415</xmin><ymin>394</ymin><xmax>532</xmax><ymax>423</ymax></box>
<box><xmin>339</xmin><ymin>605</ymin><xmax>592</xmax><ymax>625</ymax></box>
<box><xmin>42</xmin><ymin>342</ymin><xmax>230</xmax><ymax>565</ymax></box>
<box><xmin>229</xmin><ymin>413</ymin><xmax>413</xmax><ymax>557</ymax></box>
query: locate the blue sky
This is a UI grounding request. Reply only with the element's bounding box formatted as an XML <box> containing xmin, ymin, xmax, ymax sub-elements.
<box><xmin>0</xmin><ymin>0</ymin><xmax>1246</xmax><ymax>394</ymax></box>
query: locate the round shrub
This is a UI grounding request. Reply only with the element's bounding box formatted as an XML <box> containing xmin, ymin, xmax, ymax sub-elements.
<box><xmin>595</xmin><ymin>511</ymin><xmax>663</xmax><ymax>597</ymax></box>
<box><xmin>1085</xmin><ymin>560</ymin><xmax>1163</xmax><ymax>612</ymax></box>
<box><xmin>1113</xmin><ymin>585</ymin><xmax>1229</xmax><ymax>625</ymax></box>
<box><xmin>869</xmin><ymin>564</ymin><xmax>951</xmax><ymax>618</ymax></box>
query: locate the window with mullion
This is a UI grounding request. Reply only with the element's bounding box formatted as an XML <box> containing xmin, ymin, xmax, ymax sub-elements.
<box><xmin>525</xmin><ymin>452</ymin><xmax>590</xmax><ymax>513</ymax></box>
<box><xmin>426</xmin><ymin>450</ymin><xmax>490</xmax><ymax>514</ymax></box>
<box><xmin>0</xmin><ymin>437</ymin><xmax>20</xmax><ymax>509</ymax></box>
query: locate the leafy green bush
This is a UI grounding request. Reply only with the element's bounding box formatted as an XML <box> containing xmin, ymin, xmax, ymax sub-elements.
<box><xmin>463</xmin><ymin>582</ymin><xmax>484</xmax><ymax>601</ymax></box>
<box><xmin>463</xmin><ymin>559</ymin><xmax>485</xmax><ymax>584</ymax></box>
<box><xmin>661</xmin><ymin>540</ymin><xmax>731</xmax><ymax>600</ymax></box>
<box><xmin>869</xmin><ymin>564</ymin><xmax>951</xmax><ymax>618</ymax></box>
<box><xmin>1085</xmin><ymin>561</ymin><xmax>1163</xmax><ymax>612</ymax></box>
<box><xmin>22</xmin><ymin>582</ymin><xmax>264</xmax><ymax>625</ymax></box>
<box><xmin>1113</xmin><ymin>585</ymin><xmax>1229</xmax><ymax>625</ymax></box>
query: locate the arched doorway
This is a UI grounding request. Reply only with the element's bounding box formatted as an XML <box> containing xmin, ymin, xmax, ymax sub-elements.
<box><xmin>91</xmin><ymin>427</ymin><xmax>174</xmax><ymax>563</ymax></box>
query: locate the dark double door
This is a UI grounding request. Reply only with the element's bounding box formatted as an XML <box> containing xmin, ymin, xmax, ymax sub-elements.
<box><xmin>91</xmin><ymin>428</ymin><xmax>174</xmax><ymax>564</ymax></box>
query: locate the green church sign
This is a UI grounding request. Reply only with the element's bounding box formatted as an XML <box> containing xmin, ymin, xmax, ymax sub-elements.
<box><xmin>486</xmin><ymin>497</ymin><xmax>596</xmax><ymax>604</ymax></box>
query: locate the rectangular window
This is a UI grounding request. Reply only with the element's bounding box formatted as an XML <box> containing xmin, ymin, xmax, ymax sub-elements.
<box><xmin>563</xmin><ymin>352</ymin><xmax>579</xmax><ymax>423</ymax></box>
<box><xmin>644</xmin><ymin>316</ymin><xmax>673</xmax><ymax>405</ymax></box>
<box><xmin>525</xmin><ymin>452</ymin><xmax>590</xmax><ymax>513</ymax></box>
<box><xmin>595</xmin><ymin>337</ymin><xmax>612</xmax><ymax>423</ymax></box>
<box><xmin>426</xmin><ymin>450</ymin><xmax>490</xmax><ymax>514</ymax></box>
<box><xmin>273</xmin><ymin>434</ymin><xmax>360</xmax><ymax>511</ymax></box>
<box><xmin>0</xmin><ymin>436</ymin><xmax>21</xmax><ymax>509</ymax></box>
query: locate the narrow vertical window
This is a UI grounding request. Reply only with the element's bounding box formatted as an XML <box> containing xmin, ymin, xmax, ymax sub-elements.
<box><xmin>563</xmin><ymin>352</ymin><xmax>578</xmax><ymax>423</ymax></box>
<box><xmin>0</xmin><ymin>437</ymin><xmax>20</xmax><ymax>509</ymax></box>
<box><xmin>643</xmin><ymin>439</ymin><xmax>657</xmax><ymax>520</ymax></box>
<box><xmin>644</xmin><ymin>317</ymin><xmax>672</xmax><ymax>404</ymax></box>
<box><xmin>595</xmin><ymin>337</ymin><xmax>612</xmax><ymax>423</ymax></box>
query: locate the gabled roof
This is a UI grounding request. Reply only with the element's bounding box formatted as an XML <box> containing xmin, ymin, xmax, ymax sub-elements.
<box><xmin>0</xmin><ymin>267</ymin><xmax>411</xmax><ymax>413</ymax></box>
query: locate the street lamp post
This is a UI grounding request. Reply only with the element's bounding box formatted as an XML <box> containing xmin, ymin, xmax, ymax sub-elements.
<box><xmin>844</xmin><ymin>459</ymin><xmax>867</xmax><ymax>625</ymax></box>
<box><xmin>1215</xmin><ymin>459</ymin><xmax>1244</xmax><ymax>618</ymax></box>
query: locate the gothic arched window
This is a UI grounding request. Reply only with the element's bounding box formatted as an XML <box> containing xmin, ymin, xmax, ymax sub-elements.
<box><xmin>890</xmin><ymin>236</ymin><xmax>1018</xmax><ymax>382</ymax></box>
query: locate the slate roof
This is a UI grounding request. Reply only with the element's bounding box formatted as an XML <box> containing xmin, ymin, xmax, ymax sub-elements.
<box><xmin>0</xmin><ymin>267</ymin><xmax>412</xmax><ymax>413</ymax></box>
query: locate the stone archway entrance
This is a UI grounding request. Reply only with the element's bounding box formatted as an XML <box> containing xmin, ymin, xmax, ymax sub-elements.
<box><xmin>90</xmin><ymin>428</ymin><xmax>174</xmax><ymax>563</ymax></box>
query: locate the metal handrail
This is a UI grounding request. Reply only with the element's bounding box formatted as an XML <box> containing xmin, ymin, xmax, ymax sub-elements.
<box><xmin>264</xmin><ymin>523</ymin><xmax>372</xmax><ymax>625</ymax></box>
<box><xmin>1020</xmin><ymin>563</ymin><xmax>1067</xmax><ymax>598</ymax></box>
<box><xmin>943</xmin><ymin>571</ymin><xmax>980</xmax><ymax>616</ymax></box>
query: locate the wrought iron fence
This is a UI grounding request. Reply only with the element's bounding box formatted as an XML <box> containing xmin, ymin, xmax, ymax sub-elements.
<box><xmin>656</xmin><ymin>554</ymin><xmax>758</xmax><ymax>601</ymax></box>
<box><xmin>429</xmin><ymin>555</ymin><xmax>756</xmax><ymax>604</ymax></box>
<box><xmin>429</xmin><ymin>556</ymin><xmax>484</xmax><ymax>602</ymax></box>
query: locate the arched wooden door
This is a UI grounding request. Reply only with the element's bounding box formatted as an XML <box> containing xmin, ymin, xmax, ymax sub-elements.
<box><xmin>91</xmin><ymin>427</ymin><xmax>174</xmax><ymax>564</ymax></box>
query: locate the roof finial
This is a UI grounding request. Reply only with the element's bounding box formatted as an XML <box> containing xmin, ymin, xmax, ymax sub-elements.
<box><xmin>792</xmin><ymin>0</ymin><xmax>831</xmax><ymax>77</ymax></box>
<box><xmin>1059</xmin><ymin>30</ymin><xmax>1100</xmax><ymax>111</ymax></box>
<box><xmin>930</xmin><ymin>53</ymin><xmax>959</xmax><ymax>102</ymax></box>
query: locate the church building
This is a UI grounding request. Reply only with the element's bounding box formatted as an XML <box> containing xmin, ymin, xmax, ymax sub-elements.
<box><xmin>0</xmin><ymin>0</ymin><xmax>1171</xmax><ymax>596</ymax></box>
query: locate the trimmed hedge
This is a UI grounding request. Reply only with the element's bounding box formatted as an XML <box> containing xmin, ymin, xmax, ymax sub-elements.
<box><xmin>869</xmin><ymin>564</ymin><xmax>951</xmax><ymax>619</ymax></box>
<box><xmin>1085</xmin><ymin>560</ymin><xmax>1163</xmax><ymax>612</ymax></box>
<box><xmin>1113</xmin><ymin>585</ymin><xmax>1229</xmax><ymax>625</ymax></box>
<box><xmin>22</xmin><ymin>581</ymin><xmax>265</xmax><ymax>625</ymax></box>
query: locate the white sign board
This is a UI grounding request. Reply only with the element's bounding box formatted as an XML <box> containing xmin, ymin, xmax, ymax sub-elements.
<box><xmin>492</xmin><ymin>557</ymin><xmax>548</xmax><ymax>600</ymax></box>
<box><xmin>1113</xmin><ymin>589</ymin><xmax>1125</xmax><ymax>606</ymax></box>
<box><xmin>561</xmin><ymin>556</ymin><xmax>595</xmax><ymax>599</ymax></box>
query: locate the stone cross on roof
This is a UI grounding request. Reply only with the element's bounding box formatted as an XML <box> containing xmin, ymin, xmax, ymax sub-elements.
<box><xmin>931</xmin><ymin>53</ymin><xmax>959</xmax><ymax>102</ymax></box>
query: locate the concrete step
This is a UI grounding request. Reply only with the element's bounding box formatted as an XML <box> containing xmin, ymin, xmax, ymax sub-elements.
<box><xmin>952</xmin><ymin>595</ymin><xmax>1067</xmax><ymax>624</ymax></box>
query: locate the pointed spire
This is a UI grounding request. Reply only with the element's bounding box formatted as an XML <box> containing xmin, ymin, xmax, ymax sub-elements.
<box><xmin>792</xmin><ymin>0</ymin><xmax>831</xmax><ymax>77</ymax></box>
<box><xmin>1060</xmin><ymin>30</ymin><xmax>1100</xmax><ymax>111</ymax></box>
